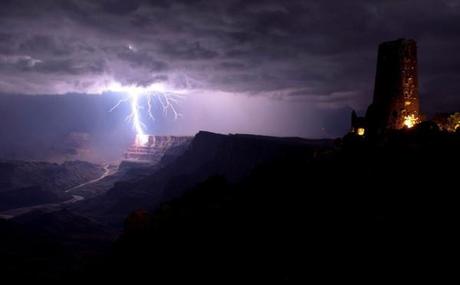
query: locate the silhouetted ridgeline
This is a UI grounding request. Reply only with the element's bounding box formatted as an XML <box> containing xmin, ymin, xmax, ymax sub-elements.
<box><xmin>73</xmin><ymin>131</ymin><xmax>334</xmax><ymax>226</ymax></box>
<box><xmin>91</xmin><ymin>128</ymin><xmax>459</xmax><ymax>282</ymax></box>
<box><xmin>1</xmin><ymin>129</ymin><xmax>459</xmax><ymax>282</ymax></box>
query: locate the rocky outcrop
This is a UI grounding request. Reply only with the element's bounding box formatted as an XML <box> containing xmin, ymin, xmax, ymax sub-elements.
<box><xmin>124</xmin><ymin>136</ymin><xmax>192</xmax><ymax>163</ymax></box>
<box><xmin>74</xmin><ymin>131</ymin><xmax>333</xmax><ymax>227</ymax></box>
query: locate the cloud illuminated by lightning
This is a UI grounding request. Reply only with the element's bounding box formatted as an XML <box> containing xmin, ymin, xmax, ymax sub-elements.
<box><xmin>107</xmin><ymin>81</ymin><xmax>185</xmax><ymax>146</ymax></box>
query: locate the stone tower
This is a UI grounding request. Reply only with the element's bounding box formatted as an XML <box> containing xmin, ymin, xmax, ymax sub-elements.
<box><xmin>366</xmin><ymin>39</ymin><xmax>421</xmax><ymax>133</ymax></box>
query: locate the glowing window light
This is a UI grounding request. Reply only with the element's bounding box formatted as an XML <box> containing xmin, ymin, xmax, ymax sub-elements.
<box><xmin>357</xmin><ymin>128</ymin><xmax>366</xmax><ymax>136</ymax></box>
<box><xmin>403</xmin><ymin>114</ymin><xmax>419</xmax><ymax>128</ymax></box>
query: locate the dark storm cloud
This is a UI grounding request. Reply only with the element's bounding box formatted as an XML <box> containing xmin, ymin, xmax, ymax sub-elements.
<box><xmin>117</xmin><ymin>49</ymin><xmax>168</xmax><ymax>71</ymax></box>
<box><xmin>100</xmin><ymin>0</ymin><xmax>143</xmax><ymax>15</ymax></box>
<box><xmin>1</xmin><ymin>0</ymin><xmax>460</xmax><ymax>113</ymax></box>
<box><xmin>160</xmin><ymin>41</ymin><xmax>218</xmax><ymax>60</ymax></box>
<box><xmin>34</xmin><ymin>58</ymin><xmax>106</xmax><ymax>75</ymax></box>
<box><xmin>18</xmin><ymin>35</ymin><xmax>70</xmax><ymax>56</ymax></box>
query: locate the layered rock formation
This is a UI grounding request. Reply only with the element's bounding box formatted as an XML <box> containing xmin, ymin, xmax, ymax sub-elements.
<box><xmin>124</xmin><ymin>135</ymin><xmax>192</xmax><ymax>164</ymax></box>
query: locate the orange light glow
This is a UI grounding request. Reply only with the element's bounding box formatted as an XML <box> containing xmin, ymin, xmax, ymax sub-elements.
<box><xmin>357</xmin><ymin>128</ymin><xmax>365</xmax><ymax>136</ymax></box>
<box><xmin>403</xmin><ymin>114</ymin><xmax>419</xmax><ymax>128</ymax></box>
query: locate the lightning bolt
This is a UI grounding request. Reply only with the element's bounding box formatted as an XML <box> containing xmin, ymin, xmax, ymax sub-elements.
<box><xmin>107</xmin><ymin>81</ymin><xmax>185</xmax><ymax>146</ymax></box>
<box><xmin>130</xmin><ymin>93</ymin><xmax>148</xmax><ymax>145</ymax></box>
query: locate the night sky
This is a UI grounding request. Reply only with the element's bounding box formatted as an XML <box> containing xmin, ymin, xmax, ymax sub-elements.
<box><xmin>1</xmin><ymin>0</ymin><xmax>460</xmax><ymax>139</ymax></box>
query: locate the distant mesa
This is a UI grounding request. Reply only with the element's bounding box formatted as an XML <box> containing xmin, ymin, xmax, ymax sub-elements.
<box><xmin>124</xmin><ymin>134</ymin><xmax>192</xmax><ymax>164</ymax></box>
